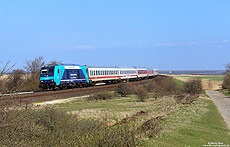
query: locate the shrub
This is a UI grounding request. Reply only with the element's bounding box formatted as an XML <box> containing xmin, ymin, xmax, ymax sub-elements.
<box><xmin>135</xmin><ymin>86</ymin><xmax>148</xmax><ymax>102</ymax></box>
<box><xmin>140</xmin><ymin>116</ymin><xmax>163</xmax><ymax>138</ymax></box>
<box><xmin>146</xmin><ymin>76</ymin><xmax>179</xmax><ymax>96</ymax></box>
<box><xmin>116</xmin><ymin>83</ymin><xmax>135</xmax><ymax>97</ymax></box>
<box><xmin>87</xmin><ymin>91</ymin><xmax>114</xmax><ymax>101</ymax></box>
<box><xmin>5</xmin><ymin>69</ymin><xmax>26</xmax><ymax>93</ymax></box>
<box><xmin>222</xmin><ymin>73</ymin><xmax>230</xmax><ymax>90</ymax></box>
<box><xmin>0</xmin><ymin>107</ymin><xmax>138</xmax><ymax>146</ymax></box>
<box><xmin>183</xmin><ymin>79</ymin><xmax>202</xmax><ymax>95</ymax></box>
<box><xmin>175</xmin><ymin>94</ymin><xmax>199</xmax><ymax>104</ymax></box>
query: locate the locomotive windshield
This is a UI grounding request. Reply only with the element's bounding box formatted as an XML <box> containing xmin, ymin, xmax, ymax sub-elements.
<box><xmin>41</xmin><ymin>67</ymin><xmax>54</xmax><ymax>75</ymax></box>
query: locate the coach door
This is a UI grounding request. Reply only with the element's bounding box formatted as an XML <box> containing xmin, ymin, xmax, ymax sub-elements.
<box><xmin>77</xmin><ymin>70</ymin><xmax>80</xmax><ymax>79</ymax></box>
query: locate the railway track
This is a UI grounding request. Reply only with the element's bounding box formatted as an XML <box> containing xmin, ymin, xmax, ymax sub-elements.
<box><xmin>0</xmin><ymin>78</ymin><xmax>155</xmax><ymax>106</ymax></box>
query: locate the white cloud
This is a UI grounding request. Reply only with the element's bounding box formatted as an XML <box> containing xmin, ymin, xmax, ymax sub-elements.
<box><xmin>222</xmin><ymin>40</ymin><xmax>230</xmax><ymax>43</ymax></box>
<box><xmin>155</xmin><ymin>40</ymin><xmax>230</xmax><ymax>47</ymax></box>
<box><xmin>181</xmin><ymin>42</ymin><xmax>199</xmax><ymax>46</ymax></box>
<box><xmin>156</xmin><ymin>42</ymin><xmax>178</xmax><ymax>47</ymax></box>
<box><xmin>136</xmin><ymin>45</ymin><xmax>151</xmax><ymax>48</ymax></box>
<box><xmin>72</xmin><ymin>45</ymin><xmax>96</xmax><ymax>50</ymax></box>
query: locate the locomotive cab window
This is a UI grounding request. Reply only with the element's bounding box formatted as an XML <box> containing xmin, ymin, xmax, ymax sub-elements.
<box><xmin>41</xmin><ymin>67</ymin><xmax>54</xmax><ymax>75</ymax></box>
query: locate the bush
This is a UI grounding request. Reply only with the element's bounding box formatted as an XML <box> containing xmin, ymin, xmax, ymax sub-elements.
<box><xmin>183</xmin><ymin>79</ymin><xmax>202</xmax><ymax>95</ymax></box>
<box><xmin>87</xmin><ymin>91</ymin><xmax>114</xmax><ymax>101</ymax></box>
<box><xmin>175</xmin><ymin>94</ymin><xmax>199</xmax><ymax>104</ymax></box>
<box><xmin>5</xmin><ymin>69</ymin><xmax>26</xmax><ymax>93</ymax></box>
<box><xmin>135</xmin><ymin>86</ymin><xmax>148</xmax><ymax>102</ymax></box>
<box><xmin>0</xmin><ymin>107</ymin><xmax>138</xmax><ymax>146</ymax></box>
<box><xmin>116</xmin><ymin>83</ymin><xmax>135</xmax><ymax>97</ymax></box>
<box><xmin>222</xmin><ymin>73</ymin><xmax>230</xmax><ymax>90</ymax></box>
<box><xmin>140</xmin><ymin>116</ymin><xmax>163</xmax><ymax>138</ymax></box>
<box><xmin>146</xmin><ymin>76</ymin><xmax>179</xmax><ymax>96</ymax></box>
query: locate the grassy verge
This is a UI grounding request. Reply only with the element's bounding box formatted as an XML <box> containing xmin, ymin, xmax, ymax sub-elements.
<box><xmin>219</xmin><ymin>89</ymin><xmax>230</xmax><ymax>96</ymax></box>
<box><xmin>141</xmin><ymin>97</ymin><xmax>230</xmax><ymax>146</ymax></box>
<box><xmin>201</xmin><ymin>90</ymin><xmax>209</xmax><ymax>97</ymax></box>
<box><xmin>173</xmin><ymin>78</ymin><xmax>185</xmax><ymax>88</ymax></box>
<box><xmin>179</xmin><ymin>76</ymin><xmax>224</xmax><ymax>81</ymax></box>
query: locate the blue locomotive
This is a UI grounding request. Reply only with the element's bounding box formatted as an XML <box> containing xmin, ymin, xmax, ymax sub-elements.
<box><xmin>39</xmin><ymin>64</ymin><xmax>89</xmax><ymax>89</ymax></box>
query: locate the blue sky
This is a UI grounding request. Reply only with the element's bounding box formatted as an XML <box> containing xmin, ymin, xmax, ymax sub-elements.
<box><xmin>0</xmin><ymin>0</ymin><xmax>230</xmax><ymax>70</ymax></box>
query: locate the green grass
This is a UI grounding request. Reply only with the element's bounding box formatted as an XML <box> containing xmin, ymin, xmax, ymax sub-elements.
<box><xmin>57</xmin><ymin>95</ymin><xmax>176</xmax><ymax>123</ymax></box>
<box><xmin>201</xmin><ymin>90</ymin><xmax>209</xmax><ymax>97</ymax></box>
<box><xmin>173</xmin><ymin>78</ymin><xmax>185</xmax><ymax>88</ymax></box>
<box><xmin>219</xmin><ymin>89</ymin><xmax>230</xmax><ymax>96</ymax></box>
<box><xmin>180</xmin><ymin>76</ymin><xmax>224</xmax><ymax>81</ymax></box>
<box><xmin>141</xmin><ymin>98</ymin><xmax>230</xmax><ymax>147</ymax></box>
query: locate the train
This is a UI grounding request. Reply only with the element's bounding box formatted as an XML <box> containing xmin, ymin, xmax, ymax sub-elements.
<box><xmin>39</xmin><ymin>64</ymin><xmax>159</xmax><ymax>90</ymax></box>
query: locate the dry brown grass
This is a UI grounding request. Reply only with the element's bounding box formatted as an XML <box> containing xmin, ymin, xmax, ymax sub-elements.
<box><xmin>172</xmin><ymin>74</ymin><xmax>223</xmax><ymax>90</ymax></box>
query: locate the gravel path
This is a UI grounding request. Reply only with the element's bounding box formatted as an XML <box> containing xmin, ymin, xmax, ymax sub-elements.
<box><xmin>206</xmin><ymin>90</ymin><xmax>230</xmax><ymax>129</ymax></box>
<box><xmin>36</xmin><ymin>95</ymin><xmax>89</xmax><ymax>106</ymax></box>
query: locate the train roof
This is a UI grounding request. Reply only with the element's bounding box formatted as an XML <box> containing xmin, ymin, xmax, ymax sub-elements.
<box><xmin>42</xmin><ymin>64</ymin><xmax>156</xmax><ymax>70</ymax></box>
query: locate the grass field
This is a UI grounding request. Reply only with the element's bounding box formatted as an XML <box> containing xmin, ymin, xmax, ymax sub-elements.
<box><xmin>179</xmin><ymin>76</ymin><xmax>224</xmax><ymax>81</ymax></box>
<box><xmin>57</xmin><ymin>94</ymin><xmax>176</xmax><ymax>125</ymax></box>
<box><xmin>140</xmin><ymin>97</ymin><xmax>230</xmax><ymax>146</ymax></box>
<box><xmin>55</xmin><ymin>89</ymin><xmax>230</xmax><ymax>146</ymax></box>
<box><xmin>172</xmin><ymin>75</ymin><xmax>223</xmax><ymax>90</ymax></box>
